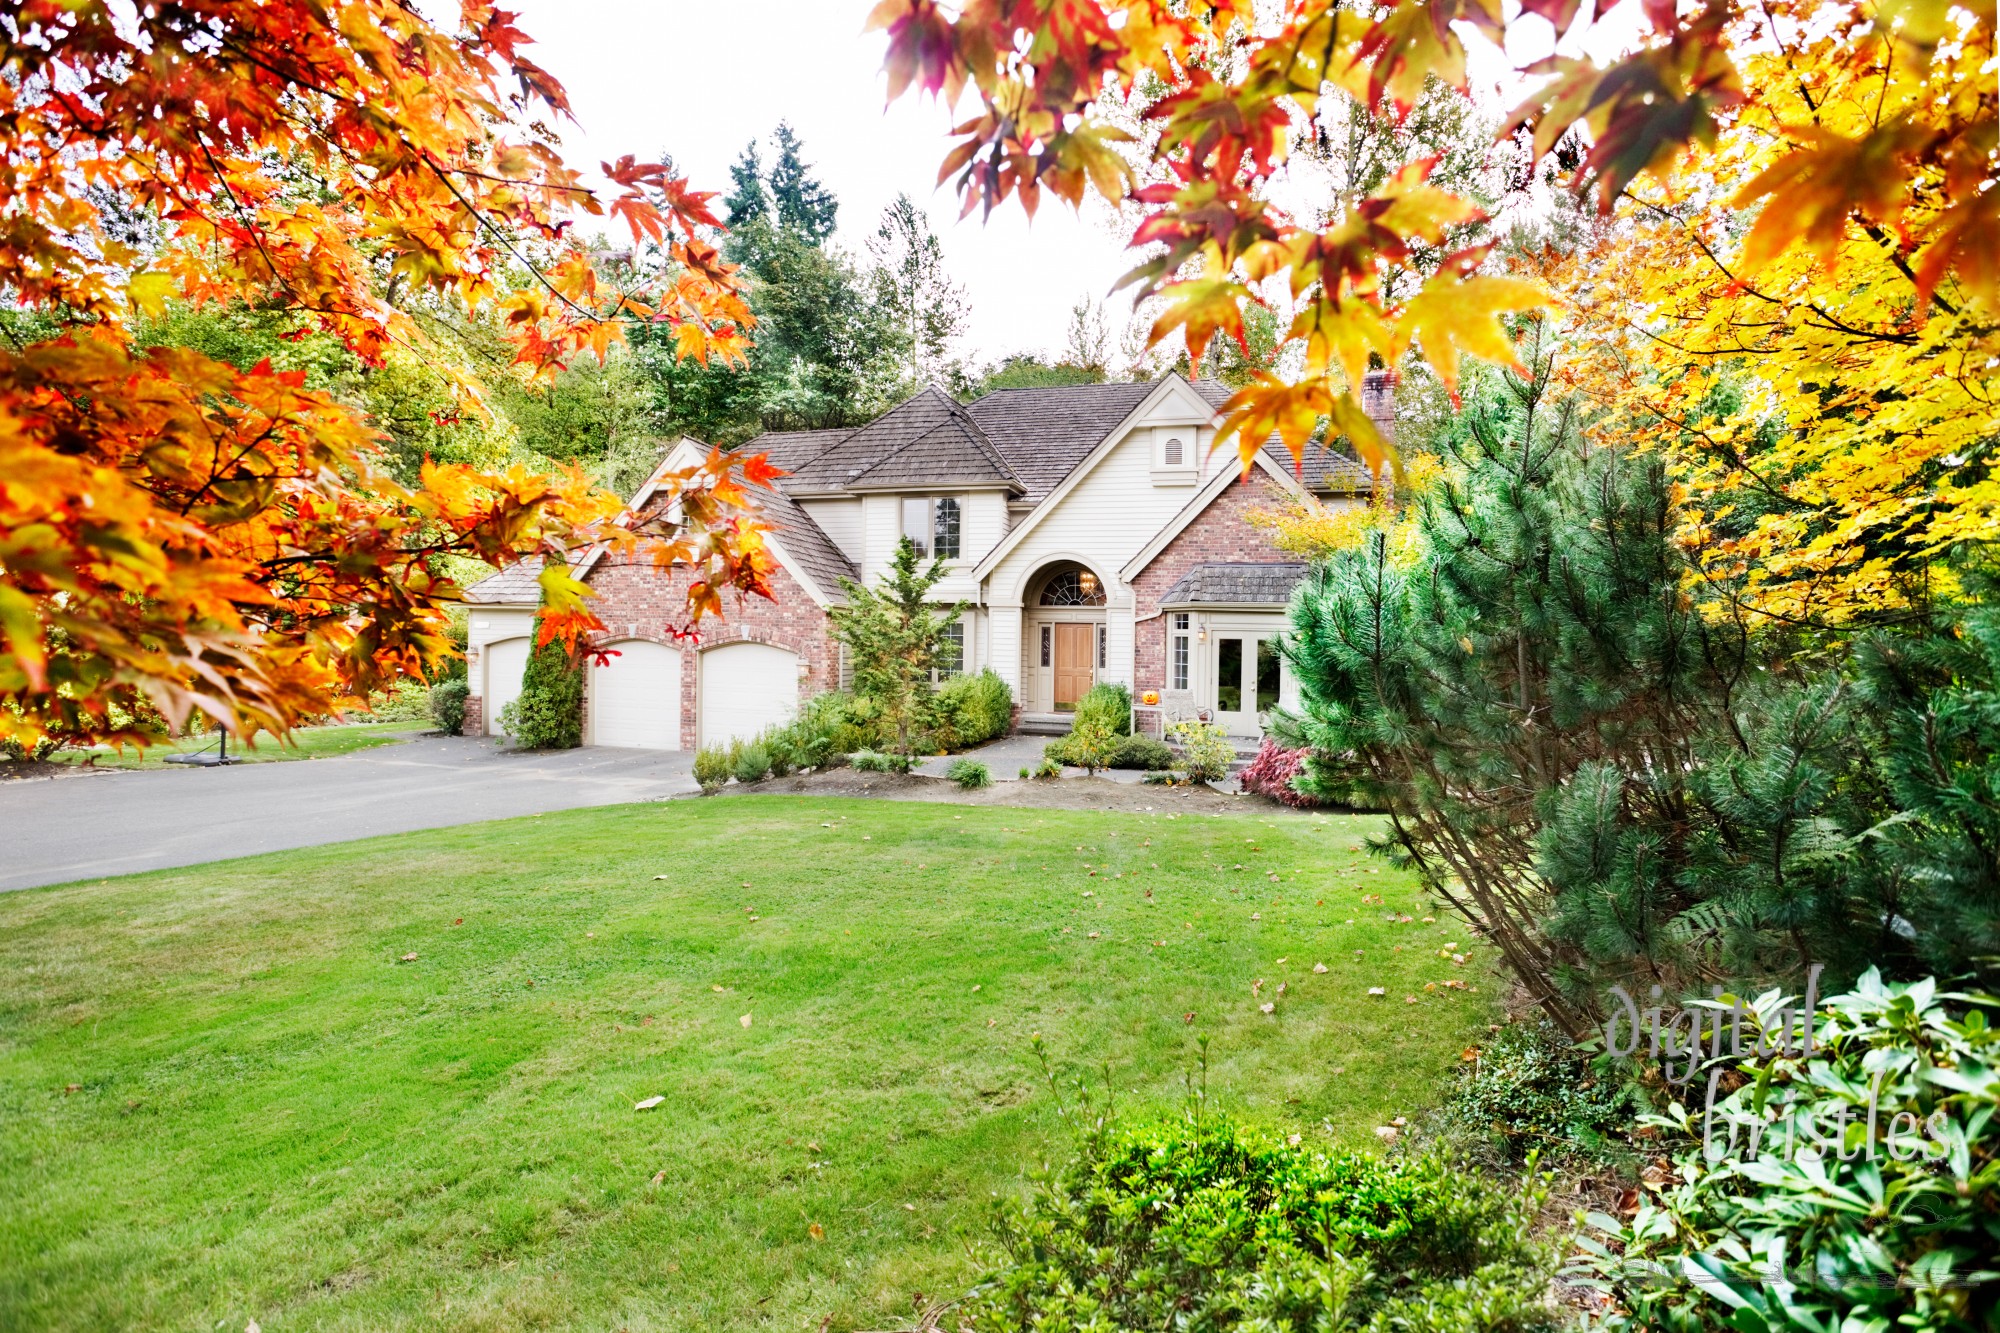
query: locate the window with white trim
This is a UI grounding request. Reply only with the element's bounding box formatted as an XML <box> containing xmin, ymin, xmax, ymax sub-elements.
<box><xmin>1171</xmin><ymin>613</ymin><xmax>1190</xmax><ymax>690</ymax></box>
<box><xmin>935</xmin><ymin>621</ymin><xmax>965</xmax><ymax>679</ymax></box>
<box><xmin>900</xmin><ymin>497</ymin><xmax>962</xmax><ymax>560</ymax></box>
<box><xmin>933</xmin><ymin>498</ymin><xmax>961</xmax><ymax>559</ymax></box>
<box><xmin>900</xmin><ymin>498</ymin><xmax>931</xmax><ymax>556</ymax></box>
<box><xmin>1163</xmin><ymin>435</ymin><xmax>1185</xmax><ymax>466</ymax></box>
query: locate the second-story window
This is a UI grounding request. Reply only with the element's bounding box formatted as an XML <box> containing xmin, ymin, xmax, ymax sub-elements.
<box><xmin>933</xmin><ymin>497</ymin><xmax>961</xmax><ymax>559</ymax></box>
<box><xmin>1163</xmin><ymin>436</ymin><xmax>1185</xmax><ymax>466</ymax></box>
<box><xmin>901</xmin><ymin>497</ymin><xmax>961</xmax><ymax>559</ymax></box>
<box><xmin>901</xmin><ymin>498</ymin><xmax>931</xmax><ymax>556</ymax></box>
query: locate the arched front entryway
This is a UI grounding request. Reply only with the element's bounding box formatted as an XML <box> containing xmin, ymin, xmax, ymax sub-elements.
<box><xmin>1020</xmin><ymin>560</ymin><xmax>1108</xmax><ymax>713</ymax></box>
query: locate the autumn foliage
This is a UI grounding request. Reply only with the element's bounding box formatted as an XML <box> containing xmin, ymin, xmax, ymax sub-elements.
<box><xmin>0</xmin><ymin>1</ymin><xmax>771</xmax><ymax>751</ymax></box>
<box><xmin>873</xmin><ymin>0</ymin><xmax>1995</xmax><ymax>556</ymax></box>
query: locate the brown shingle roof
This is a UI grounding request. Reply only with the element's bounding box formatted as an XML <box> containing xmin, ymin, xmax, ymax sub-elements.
<box><xmin>1160</xmin><ymin>561</ymin><xmax>1310</xmax><ymax>607</ymax></box>
<box><xmin>965</xmin><ymin>379</ymin><xmax>1159</xmax><ymax>502</ymax></box>
<box><xmin>780</xmin><ymin>388</ymin><xmax>1020</xmax><ymax>493</ymax></box>
<box><xmin>754</xmin><ymin>486</ymin><xmax>857</xmax><ymax>602</ymax></box>
<box><xmin>464</xmin><ymin>558</ymin><xmax>543</xmax><ymax>605</ymax></box>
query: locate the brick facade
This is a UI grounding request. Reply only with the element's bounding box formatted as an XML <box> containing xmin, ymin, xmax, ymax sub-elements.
<box><xmin>1128</xmin><ymin>472</ymin><xmax>1297</xmax><ymax>727</ymax></box>
<box><xmin>583</xmin><ymin>551</ymin><xmax>837</xmax><ymax>747</ymax></box>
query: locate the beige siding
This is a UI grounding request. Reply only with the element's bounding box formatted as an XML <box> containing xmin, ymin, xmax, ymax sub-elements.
<box><xmin>797</xmin><ymin>497</ymin><xmax>864</xmax><ymax>564</ymax></box>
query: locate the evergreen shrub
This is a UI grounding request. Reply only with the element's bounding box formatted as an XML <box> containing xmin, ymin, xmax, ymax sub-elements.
<box><xmin>946</xmin><ymin>759</ymin><xmax>991</xmax><ymax>790</ymax></box>
<box><xmin>1108</xmin><ymin>732</ymin><xmax>1173</xmax><ymax>770</ymax></box>
<box><xmin>693</xmin><ymin>744</ymin><xmax>730</xmax><ymax>792</ymax></box>
<box><xmin>1072</xmin><ymin>681</ymin><xmax>1131</xmax><ymax>736</ymax></box>
<box><xmin>732</xmin><ymin>743</ymin><xmax>771</xmax><ymax>784</ymax></box>
<box><xmin>498</xmin><ymin>613</ymin><xmax>582</xmax><ymax>749</ymax></box>
<box><xmin>964</xmin><ymin>1111</ymin><xmax>1556</xmax><ymax>1333</ymax></box>
<box><xmin>429</xmin><ymin>678</ymin><xmax>469</xmax><ymax>735</ymax></box>
<box><xmin>928</xmin><ymin>669</ymin><xmax>1013</xmax><ymax>750</ymax></box>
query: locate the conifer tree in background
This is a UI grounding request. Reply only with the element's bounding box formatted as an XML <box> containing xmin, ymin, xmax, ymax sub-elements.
<box><xmin>723</xmin><ymin>141</ymin><xmax>769</xmax><ymax>231</ymax></box>
<box><xmin>498</xmin><ymin>612</ymin><xmax>586</xmax><ymax>751</ymax></box>
<box><xmin>830</xmin><ymin>539</ymin><xmax>965</xmax><ymax>765</ymax></box>
<box><xmin>766</xmin><ymin>123</ymin><xmax>841</xmax><ymax>245</ymax></box>
<box><xmin>869</xmin><ymin>193</ymin><xmax>971</xmax><ymax>389</ymax></box>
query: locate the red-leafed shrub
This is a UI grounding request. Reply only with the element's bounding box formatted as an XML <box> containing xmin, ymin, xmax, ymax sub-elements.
<box><xmin>1237</xmin><ymin>738</ymin><xmax>1320</xmax><ymax>807</ymax></box>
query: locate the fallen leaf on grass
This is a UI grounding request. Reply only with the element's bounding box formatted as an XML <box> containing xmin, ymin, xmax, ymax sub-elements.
<box><xmin>1367</xmin><ymin>987</ymin><xmax>1386</xmax><ymax>996</ymax></box>
<box><xmin>399</xmin><ymin>953</ymin><xmax>419</xmax><ymax>963</ymax></box>
<box><xmin>653</xmin><ymin>874</ymin><xmax>671</xmax><ymax>880</ymax></box>
<box><xmin>1313</xmin><ymin>963</ymin><xmax>1329</xmax><ymax>974</ymax></box>
<box><xmin>652</xmin><ymin>1170</ymin><xmax>667</xmax><ymax>1185</ymax></box>
<box><xmin>808</xmin><ymin>1222</ymin><xmax>825</xmax><ymax>1241</ymax></box>
<box><xmin>739</xmin><ymin>1013</ymin><xmax>753</xmax><ymax>1028</ymax></box>
<box><xmin>635</xmin><ymin>1096</ymin><xmax>665</xmax><ymax>1111</ymax></box>
<box><xmin>1260</xmin><ymin>1003</ymin><xmax>1276</xmax><ymax>1014</ymax></box>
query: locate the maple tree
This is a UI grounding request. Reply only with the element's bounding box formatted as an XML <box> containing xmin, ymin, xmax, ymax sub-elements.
<box><xmin>0</xmin><ymin>1</ymin><xmax>774</xmax><ymax>753</ymax></box>
<box><xmin>871</xmin><ymin>0</ymin><xmax>1995</xmax><ymax>520</ymax></box>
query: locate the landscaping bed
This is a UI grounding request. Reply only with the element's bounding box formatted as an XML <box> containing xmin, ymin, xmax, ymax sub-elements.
<box><xmin>735</xmin><ymin>765</ymin><xmax>1272</xmax><ymax>814</ymax></box>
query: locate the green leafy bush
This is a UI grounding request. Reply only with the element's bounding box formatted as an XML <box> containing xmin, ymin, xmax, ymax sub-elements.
<box><xmin>1572</xmin><ymin>970</ymin><xmax>2000</xmax><ymax>1333</ymax></box>
<box><xmin>1141</xmin><ymin>769</ymin><xmax>1175</xmax><ymax>784</ymax></box>
<box><xmin>367</xmin><ymin>679</ymin><xmax>434</xmax><ymax>721</ymax></box>
<box><xmin>693</xmin><ymin>744</ymin><xmax>730</xmax><ymax>792</ymax></box>
<box><xmin>1031</xmin><ymin>758</ymin><xmax>1061</xmax><ymax>780</ymax></box>
<box><xmin>498</xmin><ymin>613</ymin><xmax>583</xmax><ymax>749</ymax></box>
<box><xmin>947</xmin><ymin>758</ymin><xmax>991</xmax><ymax>790</ymax></box>
<box><xmin>964</xmin><ymin>1111</ymin><xmax>1556</xmax><ymax>1333</ymax></box>
<box><xmin>430</xmin><ymin>677</ymin><xmax>469</xmax><ymax>735</ymax></box>
<box><xmin>732</xmin><ymin>743</ymin><xmax>772</xmax><ymax>784</ymax></box>
<box><xmin>1072</xmin><ymin>681</ymin><xmax>1131</xmax><ymax>736</ymax></box>
<box><xmin>851</xmin><ymin>748</ymin><xmax>894</xmax><ymax>773</ymax></box>
<box><xmin>1044</xmin><ymin>715</ymin><xmax>1117</xmax><ymax>773</ymax></box>
<box><xmin>1108</xmin><ymin>732</ymin><xmax>1173</xmax><ymax>770</ymax></box>
<box><xmin>1169</xmin><ymin>719</ymin><xmax>1235</xmax><ymax>783</ymax></box>
<box><xmin>1436</xmin><ymin>1019</ymin><xmax>1642</xmax><ymax>1164</ymax></box>
<box><xmin>928</xmin><ymin>669</ymin><xmax>1013</xmax><ymax>750</ymax></box>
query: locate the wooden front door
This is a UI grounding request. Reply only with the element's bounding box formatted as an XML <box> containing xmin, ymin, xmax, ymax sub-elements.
<box><xmin>1053</xmin><ymin>623</ymin><xmax>1095</xmax><ymax>711</ymax></box>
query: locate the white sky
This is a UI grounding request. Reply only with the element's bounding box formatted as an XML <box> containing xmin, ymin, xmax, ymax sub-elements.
<box><xmin>501</xmin><ymin>1</ymin><xmax>1649</xmax><ymax>364</ymax></box>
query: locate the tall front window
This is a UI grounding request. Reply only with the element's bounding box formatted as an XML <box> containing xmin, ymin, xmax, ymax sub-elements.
<box><xmin>1041</xmin><ymin>624</ymin><xmax>1052</xmax><ymax>667</ymax></box>
<box><xmin>936</xmin><ymin>621</ymin><xmax>965</xmax><ymax>678</ymax></box>
<box><xmin>1171</xmin><ymin>613</ymin><xmax>1190</xmax><ymax>690</ymax></box>
<box><xmin>901</xmin><ymin>498</ymin><xmax>930</xmax><ymax>555</ymax></box>
<box><xmin>1097</xmin><ymin>624</ymin><xmax>1107</xmax><ymax>669</ymax></box>
<box><xmin>933</xmin><ymin>498</ymin><xmax>961</xmax><ymax>559</ymax></box>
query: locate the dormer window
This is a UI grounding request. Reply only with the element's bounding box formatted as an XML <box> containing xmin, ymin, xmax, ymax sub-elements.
<box><xmin>1163</xmin><ymin>436</ymin><xmax>1185</xmax><ymax>466</ymax></box>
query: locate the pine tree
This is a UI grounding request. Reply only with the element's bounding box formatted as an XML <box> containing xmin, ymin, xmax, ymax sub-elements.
<box><xmin>868</xmin><ymin>193</ymin><xmax>969</xmax><ymax>387</ymax></box>
<box><xmin>829</xmin><ymin>539</ymin><xmax>964</xmax><ymax>762</ymax></box>
<box><xmin>723</xmin><ymin>140</ymin><xmax>769</xmax><ymax>231</ymax></box>
<box><xmin>767</xmin><ymin>122</ymin><xmax>838</xmax><ymax>245</ymax></box>
<box><xmin>1280</xmin><ymin>320</ymin><xmax>1919</xmax><ymax>1031</ymax></box>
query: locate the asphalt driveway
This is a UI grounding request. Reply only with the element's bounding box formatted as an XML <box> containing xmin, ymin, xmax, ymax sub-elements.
<box><xmin>0</xmin><ymin>735</ymin><xmax>697</xmax><ymax>893</ymax></box>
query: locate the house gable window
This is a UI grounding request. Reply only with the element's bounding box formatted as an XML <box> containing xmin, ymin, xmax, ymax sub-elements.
<box><xmin>1171</xmin><ymin>613</ymin><xmax>1190</xmax><ymax>690</ymax></box>
<box><xmin>1039</xmin><ymin>569</ymin><xmax>1105</xmax><ymax>606</ymax></box>
<box><xmin>1162</xmin><ymin>436</ymin><xmax>1184</xmax><ymax>466</ymax></box>
<box><xmin>901</xmin><ymin>497</ymin><xmax>962</xmax><ymax>560</ymax></box>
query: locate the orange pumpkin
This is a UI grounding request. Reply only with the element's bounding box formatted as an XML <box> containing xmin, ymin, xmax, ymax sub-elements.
<box><xmin>1141</xmin><ymin>690</ymin><xmax>1160</xmax><ymax>706</ymax></box>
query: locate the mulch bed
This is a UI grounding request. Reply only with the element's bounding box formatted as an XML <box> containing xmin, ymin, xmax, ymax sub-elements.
<box><xmin>695</xmin><ymin>766</ymin><xmax>1307</xmax><ymax>815</ymax></box>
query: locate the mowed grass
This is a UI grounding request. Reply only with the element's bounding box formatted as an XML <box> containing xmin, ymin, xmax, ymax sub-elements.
<box><xmin>0</xmin><ymin>796</ymin><xmax>1496</xmax><ymax>1332</ymax></box>
<box><xmin>50</xmin><ymin>720</ymin><xmax>430</xmax><ymax>770</ymax></box>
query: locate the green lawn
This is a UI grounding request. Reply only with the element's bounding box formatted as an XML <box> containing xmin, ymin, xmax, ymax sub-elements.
<box><xmin>52</xmin><ymin>720</ymin><xmax>430</xmax><ymax>770</ymax></box>
<box><xmin>0</xmin><ymin>796</ymin><xmax>1496</xmax><ymax>1332</ymax></box>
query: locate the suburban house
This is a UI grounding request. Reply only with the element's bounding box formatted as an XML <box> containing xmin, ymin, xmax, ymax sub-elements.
<box><xmin>463</xmin><ymin>371</ymin><xmax>1392</xmax><ymax>750</ymax></box>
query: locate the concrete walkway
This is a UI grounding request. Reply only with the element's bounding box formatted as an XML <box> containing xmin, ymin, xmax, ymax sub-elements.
<box><xmin>0</xmin><ymin>736</ymin><xmax>697</xmax><ymax>893</ymax></box>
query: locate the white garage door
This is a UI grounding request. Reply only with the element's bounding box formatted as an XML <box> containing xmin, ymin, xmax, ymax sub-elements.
<box><xmin>591</xmin><ymin>640</ymin><xmax>681</xmax><ymax>750</ymax></box>
<box><xmin>700</xmin><ymin>643</ymin><xmax>799</xmax><ymax>747</ymax></box>
<box><xmin>483</xmin><ymin>637</ymin><xmax>530</xmax><ymax>736</ymax></box>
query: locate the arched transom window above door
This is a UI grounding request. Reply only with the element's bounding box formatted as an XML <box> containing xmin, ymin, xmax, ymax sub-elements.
<box><xmin>1039</xmin><ymin>567</ymin><xmax>1105</xmax><ymax>607</ymax></box>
